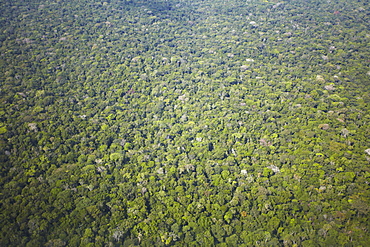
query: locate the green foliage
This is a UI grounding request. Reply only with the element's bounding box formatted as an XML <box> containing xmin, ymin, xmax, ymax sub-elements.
<box><xmin>0</xmin><ymin>0</ymin><xmax>370</xmax><ymax>246</ymax></box>
<box><xmin>0</xmin><ymin>125</ymin><xmax>7</xmax><ymax>134</ymax></box>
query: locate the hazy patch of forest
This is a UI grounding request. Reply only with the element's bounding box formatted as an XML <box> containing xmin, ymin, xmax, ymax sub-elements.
<box><xmin>0</xmin><ymin>0</ymin><xmax>369</xmax><ymax>246</ymax></box>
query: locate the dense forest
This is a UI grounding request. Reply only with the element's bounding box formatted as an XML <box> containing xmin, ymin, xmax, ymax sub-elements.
<box><xmin>0</xmin><ymin>0</ymin><xmax>369</xmax><ymax>246</ymax></box>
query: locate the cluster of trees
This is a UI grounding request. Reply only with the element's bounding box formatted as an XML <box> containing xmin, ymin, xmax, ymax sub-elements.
<box><xmin>0</xmin><ymin>0</ymin><xmax>369</xmax><ymax>246</ymax></box>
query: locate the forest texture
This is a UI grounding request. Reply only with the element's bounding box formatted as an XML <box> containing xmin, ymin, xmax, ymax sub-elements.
<box><xmin>0</xmin><ymin>0</ymin><xmax>370</xmax><ymax>246</ymax></box>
